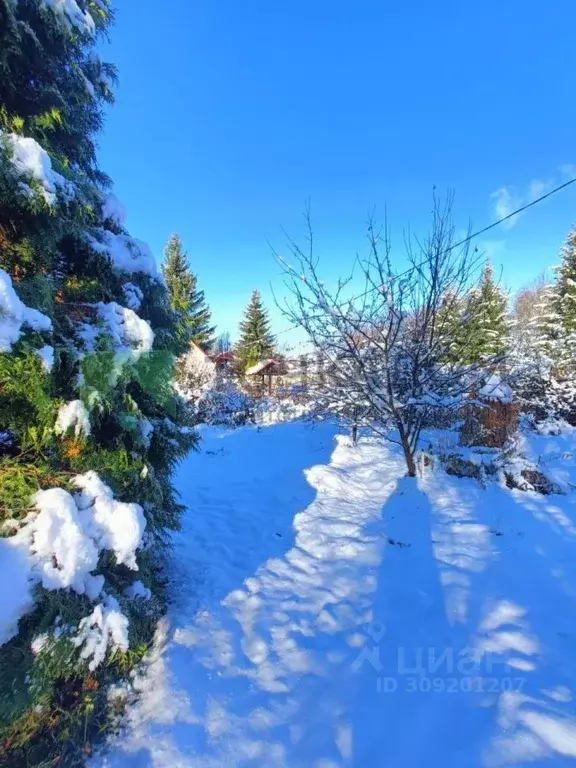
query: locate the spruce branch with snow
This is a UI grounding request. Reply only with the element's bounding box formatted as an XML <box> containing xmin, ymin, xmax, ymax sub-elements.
<box><xmin>0</xmin><ymin>0</ymin><xmax>197</xmax><ymax>761</ymax></box>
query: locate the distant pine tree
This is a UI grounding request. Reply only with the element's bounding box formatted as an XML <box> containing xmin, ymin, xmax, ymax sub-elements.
<box><xmin>463</xmin><ymin>261</ymin><xmax>510</xmax><ymax>363</ymax></box>
<box><xmin>162</xmin><ymin>234</ymin><xmax>215</xmax><ymax>349</ymax></box>
<box><xmin>235</xmin><ymin>290</ymin><xmax>276</xmax><ymax>374</ymax></box>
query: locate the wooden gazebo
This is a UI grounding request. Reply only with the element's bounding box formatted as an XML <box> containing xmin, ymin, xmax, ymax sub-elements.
<box><xmin>245</xmin><ymin>359</ymin><xmax>283</xmax><ymax>394</ymax></box>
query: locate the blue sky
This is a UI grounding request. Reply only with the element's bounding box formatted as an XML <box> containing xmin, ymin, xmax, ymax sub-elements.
<box><xmin>98</xmin><ymin>0</ymin><xmax>576</xmax><ymax>348</ymax></box>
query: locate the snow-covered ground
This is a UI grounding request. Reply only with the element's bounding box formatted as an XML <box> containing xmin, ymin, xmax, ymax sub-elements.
<box><xmin>93</xmin><ymin>421</ymin><xmax>576</xmax><ymax>767</ymax></box>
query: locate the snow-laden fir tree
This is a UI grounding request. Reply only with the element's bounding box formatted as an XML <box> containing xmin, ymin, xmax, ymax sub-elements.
<box><xmin>234</xmin><ymin>290</ymin><xmax>276</xmax><ymax>374</ymax></box>
<box><xmin>162</xmin><ymin>233</ymin><xmax>215</xmax><ymax>350</ymax></box>
<box><xmin>462</xmin><ymin>261</ymin><xmax>510</xmax><ymax>364</ymax></box>
<box><xmin>435</xmin><ymin>290</ymin><xmax>467</xmax><ymax>364</ymax></box>
<box><xmin>525</xmin><ymin>233</ymin><xmax>576</xmax><ymax>422</ymax></box>
<box><xmin>509</xmin><ymin>236</ymin><xmax>576</xmax><ymax>424</ymax></box>
<box><xmin>554</xmin><ymin>229</ymin><xmax>576</xmax><ymax>347</ymax></box>
<box><xmin>0</xmin><ymin>1</ymin><xmax>196</xmax><ymax>763</ymax></box>
<box><xmin>528</xmin><ymin>235</ymin><xmax>576</xmax><ymax>374</ymax></box>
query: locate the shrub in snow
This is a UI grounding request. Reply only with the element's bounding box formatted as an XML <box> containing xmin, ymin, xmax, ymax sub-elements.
<box><xmin>0</xmin><ymin>471</ymin><xmax>149</xmax><ymax>689</ymax></box>
<box><xmin>196</xmin><ymin>381</ymin><xmax>255</xmax><ymax>427</ymax></box>
<box><xmin>460</xmin><ymin>373</ymin><xmax>519</xmax><ymax>448</ymax></box>
<box><xmin>73</xmin><ymin>472</ymin><xmax>146</xmax><ymax>569</ymax></box>
<box><xmin>175</xmin><ymin>343</ymin><xmax>216</xmax><ymax>405</ymax></box>
<box><xmin>73</xmin><ymin>301</ymin><xmax>155</xmax><ymax>391</ymax></box>
<box><xmin>253</xmin><ymin>395</ymin><xmax>311</xmax><ymax>426</ymax></box>
<box><xmin>97</xmin><ymin>301</ymin><xmax>154</xmax><ymax>366</ymax></box>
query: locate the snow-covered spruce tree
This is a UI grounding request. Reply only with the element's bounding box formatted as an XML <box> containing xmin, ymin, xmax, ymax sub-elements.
<box><xmin>511</xmin><ymin>235</ymin><xmax>576</xmax><ymax>424</ymax></box>
<box><xmin>162</xmin><ymin>233</ymin><xmax>215</xmax><ymax>350</ymax></box>
<box><xmin>461</xmin><ymin>261</ymin><xmax>510</xmax><ymax>364</ymax></box>
<box><xmin>234</xmin><ymin>289</ymin><xmax>276</xmax><ymax>375</ymax></box>
<box><xmin>435</xmin><ymin>290</ymin><xmax>468</xmax><ymax>364</ymax></box>
<box><xmin>554</xmin><ymin>228</ymin><xmax>576</xmax><ymax>348</ymax></box>
<box><xmin>511</xmin><ymin>276</ymin><xmax>548</xmax><ymax>357</ymax></box>
<box><xmin>0</xmin><ymin>1</ymin><xmax>196</xmax><ymax>763</ymax></box>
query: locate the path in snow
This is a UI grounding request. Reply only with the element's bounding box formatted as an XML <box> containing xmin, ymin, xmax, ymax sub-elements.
<box><xmin>93</xmin><ymin>422</ymin><xmax>576</xmax><ymax>767</ymax></box>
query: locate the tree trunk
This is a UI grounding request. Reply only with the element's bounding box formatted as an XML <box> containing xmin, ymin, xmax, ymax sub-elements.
<box><xmin>400</xmin><ymin>432</ymin><xmax>417</xmax><ymax>477</ymax></box>
<box><xmin>351</xmin><ymin>424</ymin><xmax>358</xmax><ymax>445</ymax></box>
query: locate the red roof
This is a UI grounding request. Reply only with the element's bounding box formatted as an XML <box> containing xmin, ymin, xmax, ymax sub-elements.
<box><xmin>212</xmin><ymin>351</ymin><xmax>234</xmax><ymax>363</ymax></box>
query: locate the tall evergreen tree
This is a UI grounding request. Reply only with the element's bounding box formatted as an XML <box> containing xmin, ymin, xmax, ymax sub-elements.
<box><xmin>162</xmin><ymin>233</ymin><xmax>215</xmax><ymax>349</ymax></box>
<box><xmin>462</xmin><ymin>261</ymin><xmax>510</xmax><ymax>363</ymax></box>
<box><xmin>554</xmin><ymin>229</ymin><xmax>576</xmax><ymax>339</ymax></box>
<box><xmin>0</xmin><ymin>2</ymin><xmax>196</xmax><ymax>763</ymax></box>
<box><xmin>235</xmin><ymin>290</ymin><xmax>276</xmax><ymax>374</ymax></box>
<box><xmin>436</xmin><ymin>290</ymin><xmax>467</xmax><ymax>364</ymax></box>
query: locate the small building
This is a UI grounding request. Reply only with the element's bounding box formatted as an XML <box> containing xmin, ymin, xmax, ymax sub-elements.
<box><xmin>245</xmin><ymin>359</ymin><xmax>284</xmax><ymax>394</ymax></box>
<box><xmin>461</xmin><ymin>374</ymin><xmax>518</xmax><ymax>448</ymax></box>
<box><xmin>211</xmin><ymin>350</ymin><xmax>234</xmax><ymax>372</ymax></box>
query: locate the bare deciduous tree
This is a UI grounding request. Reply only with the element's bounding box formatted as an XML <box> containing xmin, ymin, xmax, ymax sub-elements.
<box><xmin>276</xmin><ymin>194</ymin><xmax>501</xmax><ymax>476</ymax></box>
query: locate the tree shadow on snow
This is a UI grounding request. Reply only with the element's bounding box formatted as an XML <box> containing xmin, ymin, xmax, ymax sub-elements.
<box><xmin>95</xmin><ymin>421</ymin><xmax>348</xmax><ymax>766</ymax></box>
<box><xmin>352</xmin><ymin>476</ymin><xmax>482</xmax><ymax>767</ymax></box>
<box><xmin>352</xmin><ymin>469</ymin><xmax>576</xmax><ymax>768</ymax></box>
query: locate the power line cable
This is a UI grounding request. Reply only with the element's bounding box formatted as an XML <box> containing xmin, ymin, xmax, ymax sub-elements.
<box><xmin>341</xmin><ymin>176</ymin><xmax>576</xmax><ymax>306</ymax></box>
<box><xmin>244</xmin><ymin>176</ymin><xmax>576</xmax><ymax>353</ymax></box>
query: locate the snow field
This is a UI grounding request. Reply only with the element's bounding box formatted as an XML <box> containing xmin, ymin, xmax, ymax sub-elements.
<box><xmin>92</xmin><ymin>421</ymin><xmax>576</xmax><ymax>767</ymax></box>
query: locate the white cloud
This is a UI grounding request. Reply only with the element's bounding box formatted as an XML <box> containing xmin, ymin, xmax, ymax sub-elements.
<box><xmin>490</xmin><ymin>186</ymin><xmax>521</xmax><ymax>229</ymax></box>
<box><xmin>559</xmin><ymin>164</ymin><xmax>576</xmax><ymax>180</ymax></box>
<box><xmin>489</xmin><ymin>163</ymin><xmax>575</xmax><ymax>229</ymax></box>
<box><xmin>528</xmin><ymin>178</ymin><xmax>553</xmax><ymax>199</ymax></box>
